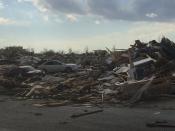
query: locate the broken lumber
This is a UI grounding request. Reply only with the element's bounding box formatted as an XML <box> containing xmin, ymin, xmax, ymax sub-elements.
<box><xmin>71</xmin><ymin>109</ymin><xmax>103</xmax><ymax>118</ymax></box>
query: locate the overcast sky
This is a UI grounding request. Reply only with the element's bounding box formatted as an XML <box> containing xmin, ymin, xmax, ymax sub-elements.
<box><xmin>0</xmin><ymin>0</ymin><xmax>175</xmax><ymax>52</ymax></box>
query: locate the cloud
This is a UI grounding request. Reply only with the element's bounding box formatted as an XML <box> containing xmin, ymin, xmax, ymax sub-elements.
<box><xmin>87</xmin><ymin>0</ymin><xmax>120</xmax><ymax>19</ymax></box>
<box><xmin>146</xmin><ymin>13</ymin><xmax>158</xmax><ymax>18</ymax></box>
<box><xmin>0</xmin><ymin>0</ymin><xmax>4</xmax><ymax>9</ymax></box>
<box><xmin>133</xmin><ymin>0</ymin><xmax>175</xmax><ymax>21</ymax></box>
<box><xmin>26</xmin><ymin>0</ymin><xmax>87</xmax><ymax>14</ymax></box>
<box><xmin>17</xmin><ymin>0</ymin><xmax>22</xmax><ymax>2</ymax></box>
<box><xmin>0</xmin><ymin>17</ymin><xmax>29</xmax><ymax>26</ymax></box>
<box><xmin>0</xmin><ymin>17</ymin><xmax>14</xmax><ymax>25</ymax></box>
<box><xmin>43</xmin><ymin>15</ymin><xmax>49</xmax><ymax>21</ymax></box>
<box><xmin>66</xmin><ymin>14</ymin><xmax>78</xmax><ymax>22</ymax></box>
<box><xmin>17</xmin><ymin>0</ymin><xmax>48</xmax><ymax>12</ymax></box>
<box><xmin>95</xmin><ymin>20</ymin><xmax>100</xmax><ymax>25</ymax></box>
<box><xmin>24</xmin><ymin>0</ymin><xmax>175</xmax><ymax>22</ymax></box>
<box><xmin>87</xmin><ymin>0</ymin><xmax>175</xmax><ymax>21</ymax></box>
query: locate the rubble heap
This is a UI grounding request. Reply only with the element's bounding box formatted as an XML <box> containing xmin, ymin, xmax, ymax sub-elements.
<box><xmin>0</xmin><ymin>37</ymin><xmax>175</xmax><ymax>106</ymax></box>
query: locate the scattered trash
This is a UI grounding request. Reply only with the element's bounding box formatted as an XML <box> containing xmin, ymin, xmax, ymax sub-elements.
<box><xmin>154</xmin><ymin>112</ymin><xmax>161</xmax><ymax>115</ymax></box>
<box><xmin>34</xmin><ymin>112</ymin><xmax>43</xmax><ymax>116</ymax></box>
<box><xmin>146</xmin><ymin>120</ymin><xmax>175</xmax><ymax>128</ymax></box>
<box><xmin>71</xmin><ymin>109</ymin><xmax>103</xmax><ymax>118</ymax></box>
<box><xmin>33</xmin><ymin>100</ymin><xmax>69</xmax><ymax>107</ymax></box>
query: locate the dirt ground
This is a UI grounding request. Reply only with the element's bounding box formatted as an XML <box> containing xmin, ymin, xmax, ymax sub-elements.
<box><xmin>0</xmin><ymin>95</ymin><xmax>175</xmax><ymax>131</ymax></box>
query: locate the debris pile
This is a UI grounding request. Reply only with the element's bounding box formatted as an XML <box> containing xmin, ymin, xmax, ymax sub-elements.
<box><xmin>1</xmin><ymin>37</ymin><xmax>175</xmax><ymax>106</ymax></box>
